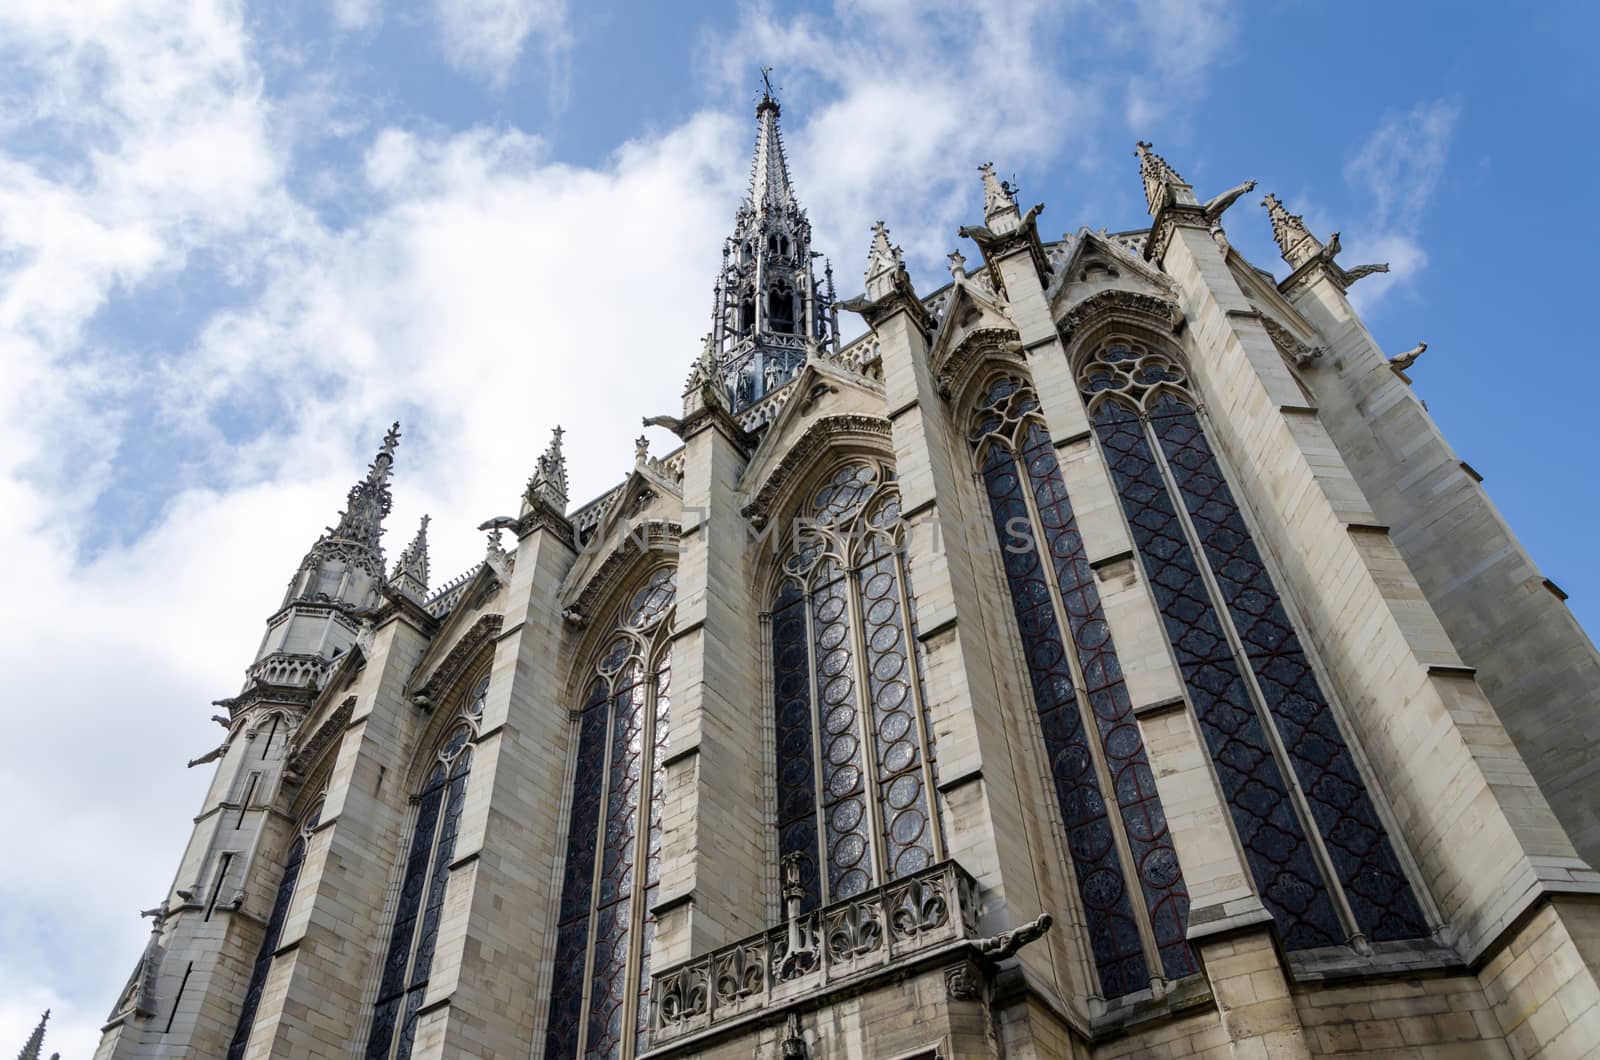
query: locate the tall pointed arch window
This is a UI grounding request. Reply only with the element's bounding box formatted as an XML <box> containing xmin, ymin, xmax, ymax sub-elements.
<box><xmin>768</xmin><ymin>460</ymin><xmax>940</xmax><ymax>915</ymax></box>
<box><xmin>227</xmin><ymin>796</ymin><xmax>324</xmax><ymax>1060</ymax></box>
<box><xmin>364</xmin><ymin>673</ymin><xmax>489</xmax><ymax>1060</ymax></box>
<box><xmin>545</xmin><ymin>566</ymin><xmax>676</xmax><ymax>1060</ymax></box>
<box><xmin>1080</xmin><ymin>336</ymin><xmax>1429</xmax><ymax>951</ymax></box>
<box><xmin>970</xmin><ymin>374</ymin><xmax>1195</xmax><ymax>998</ymax></box>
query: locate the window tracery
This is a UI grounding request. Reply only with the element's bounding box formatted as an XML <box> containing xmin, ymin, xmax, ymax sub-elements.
<box><xmin>970</xmin><ymin>374</ymin><xmax>1196</xmax><ymax>998</ymax></box>
<box><xmin>1079</xmin><ymin>336</ymin><xmax>1429</xmax><ymax>950</ymax></box>
<box><xmin>364</xmin><ymin>673</ymin><xmax>489</xmax><ymax>1060</ymax></box>
<box><xmin>767</xmin><ymin>460</ymin><xmax>939</xmax><ymax>916</ymax></box>
<box><xmin>545</xmin><ymin>566</ymin><xmax>676</xmax><ymax>1060</ymax></box>
<box><xmin>227</xmin><ymin>796</ymin><xmax>324</xmax><ymax>1060</ymax></box>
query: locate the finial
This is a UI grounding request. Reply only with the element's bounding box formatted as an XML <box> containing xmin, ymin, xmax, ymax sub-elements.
<box><xmin>16</xmin><ymin>1010</ymin><xmax>50</xmax><ymax>1060</ymax></box>
<box><xmin>948</xmin><ymin>249</ymin><xmax>968</xmax><ymax>280</ymax></box>
<box><xmin>978</xmin><ymin>162</ymin><xmax>1022</xmax><ymax>233</ymax></box>
<box><xmin>326</xmin><ymin>421</ymin><xmax>400</xmax><ymax>556</ymax></box>
<box><xmin>1133</xmin><ymin>140</ymin><xmax>1191</xmax><ymax>214</ymax></box>
<box><xmin>1260</xmin><ymin>192</ymin><xmax>1325</xmax><ymax>268</ymax></box>
<box><xmin>635</xmin><ymin>434</ymin><xmax>650</xmax><ymax>466</ymax></box>
<box><xmin>389</xmin><ymin>514</ymin><xmax>430</xmax><ymax>601</ymax></box>
<box><xmin>525</xmin><ymin>425</ymin><xmax>569</xmax><ymax>512</ymax></box>
<box><xmin>760</xmin><ymin>65</ymin><xmax>778</xmax><ymax>107</ymax></box>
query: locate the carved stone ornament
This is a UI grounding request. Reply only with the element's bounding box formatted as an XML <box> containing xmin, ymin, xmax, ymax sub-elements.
<box><xmin>973</xmin><ymin>911</ymin><xmax>1053</xmax><ymax>961</ymax></box>
<box><xmin>568</xmin><ymin>520</ymin><xmax>682</xmax><ymax>623</ymax></box>
<box><xmin>935</xmin><ymin>326</ymin><xmax>1024</xmax><ymax>401</ymax></box>
<box><xmin>944</xmin><ymin>961</ymin><xmax>983</xmax><ymax>1000</ymax></box>
<box><xmin>1057</xmin><ymin>289</ymin><xmax>1185</xmax><ymax>352</ymax></box>
<box><xmin>412</xmin><ymin>613</ymin><xmax>504</xmax><ymax>708</ymax></box>
<box><xmin>286</xmin><ymin>695</ymin><xmax>356</xmax><ymax>779</ymax></box>
<box><xmin>740</xmin><ymin>414</ymin><xmax>892</xmax><ymax>525</ymax></box>
<box><xmin>1260</xmin><ymin>315</ymin><xmax>1326</xmax><ymax>368</ymax></box>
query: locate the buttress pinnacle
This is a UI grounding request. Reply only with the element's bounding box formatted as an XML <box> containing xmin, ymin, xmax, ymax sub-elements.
<box><xmin>525</xmin><ymin>425</ymin><xmax>569</xmax><ymax>512</ymax></box>
<box><xmin>389</xmin><ymin>514</ymin><xmax>430</xmax><ymax>602</ymax></box>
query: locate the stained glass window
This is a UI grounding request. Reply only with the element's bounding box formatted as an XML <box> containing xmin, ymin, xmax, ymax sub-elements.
<box><xmin>227</xmin><ymin>799</ymin><xmax>323</xmax><ymax>1060</ymax></box>
<box><xmin>971</xmin><ymin>374</ymin><xmax>1196</xmax><ymax>998</ymax></box>
<box><xmin>768</xmin><ymin>461</ymin><xmax>939</xmax><ymax>912</ymax></box>
<box><xmin>1080</xmin><ymin>338</ymin><xmax>1429</xmax><ymax>950</ymax></box>
<box><xmin>364</xmin><ymin>674</ymin><xmax>489</xmax><ymax>1060</ymax></box>
<box><xmin>545</xmin><ymin>566</ymin><xmax>676</xmax><ymax>1060</ymax></box>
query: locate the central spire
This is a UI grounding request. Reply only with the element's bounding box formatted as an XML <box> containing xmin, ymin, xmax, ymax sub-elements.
<box><xmin>708</xmin><ymin>76</ymin><xmax>836</xmax><ymax>415</ymax></box>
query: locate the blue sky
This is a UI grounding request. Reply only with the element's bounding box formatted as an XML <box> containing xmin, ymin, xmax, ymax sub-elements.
<box><xmin>3</xmin><ymin>0</ymin><xmax>1596</xmax><ymax>1052</ymax></box>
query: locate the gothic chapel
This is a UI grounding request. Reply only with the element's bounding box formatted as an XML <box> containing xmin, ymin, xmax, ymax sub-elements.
<box><xmin>92</xmin><ymin>91</ymin><xmax>1600</xmax><ymax>1060</ymax></box>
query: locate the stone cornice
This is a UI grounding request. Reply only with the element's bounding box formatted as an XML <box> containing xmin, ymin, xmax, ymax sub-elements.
<box><xmin>412</xmin><ymin>613</ymin><xmax>503</xmax><ymax>708</ymax></box>
<box><xmin>679</xmin><ymin>400</ymin><xmax>755</xmax><ymax>453</ymax></box>
<box><xmin>1056</xmin><ymin>289</ymin><xmax>1185</xmax><ymax>354</ymax></box>
<box><xmin>839</xmin><ymin>274</ymin><xmax>935</xmax><ymax>340</ymax></box>
<box><xmin>935</xmin><ymin>326</ymin><xmax>1024</xmax><ymax>401</ymax></box>
<box><xmin>1142</xmin><ymin>202</ymin><xmax>1208</xmax><ymax>264</ymax></box>
<box><xmin>286</xmin><ymin>696</ymin><xmax>355</xmax><ymax>779</ymax></box>
<box><xmin>740</xmin><ymin>414</ymin><xmax>892</xmax><ymax>525</ymax></box>
<box><xmin>958</xmin><ymin>202</ymin><xmax>1052</xmax><ymax>295</ymax></box>
<box><xmin>515</xmin><ymin>497</ymin><xmax>577</xmax><ymax>549</ymax></box>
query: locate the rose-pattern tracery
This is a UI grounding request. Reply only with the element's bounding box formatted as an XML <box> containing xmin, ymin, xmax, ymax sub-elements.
<box><xmin>770</xmin><ymin>460</ymin><xmax>939</xmax><ymax>915</ymax></box>
<box><xmin>545</xmin><ymin>567</ymin><xmax>676</xmax><ymax>1060</ymax></box>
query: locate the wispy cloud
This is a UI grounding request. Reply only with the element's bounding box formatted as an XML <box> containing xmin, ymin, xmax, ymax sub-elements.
<box><xmin>434</xmin><ymin>0</ymin><xmax>572</xmax><ymax>95</ymax></box>
<box><xmin>1340</xmin><ymin>97</ymin><xmax>1462</xmax><ymax>312</ymax></box>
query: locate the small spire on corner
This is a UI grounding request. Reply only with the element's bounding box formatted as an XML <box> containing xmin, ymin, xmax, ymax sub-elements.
<box><xmin>978</xmin><ymin>162</ymin><xmax>1021</xmax><ymax>233</ymax></box>
<box><xmin>1134</xmin><ymin>140</ymin><xmax>1194</xmax><ymax>215</ymax></box>
<box><xmin>389</xmin><ymin>514</ymin><xmax>430</xmax><ymax>602</ymax></box>
<box><xmin>525</xmin><ymin>425</ymin><xmax>569</xmax><ymax>513</ymax></box>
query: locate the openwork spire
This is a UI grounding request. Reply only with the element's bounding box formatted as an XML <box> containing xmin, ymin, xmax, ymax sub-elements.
<box><xmin>708</xmin><ymin>78</ymin><xmax>833</xmax><ymax>414</ymax></box>
<box><xmin>1134</xmin><ymin>140</ymin><xmax>1194</xmax><ymax>214</ymax></box>
<box><xmin>389</xmin><ymin>514</ymin><xmax>430</xmax><ymax>601</ymax></box>
<box><xmin>525</xmin><ymin>425</ymin><xmax>569</xmax><ymax>511</ymax></box>
<box><xmin>329</xmin><ymin>422</ymin><xmax>400</xmax><ymax>554</ymax></box>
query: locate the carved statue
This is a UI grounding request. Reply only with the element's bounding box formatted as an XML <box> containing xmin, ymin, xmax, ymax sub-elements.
<box><xmin>1390</xmin><ymin>341</ymin><xmax>1428</xmax><ymax>372</ymax></box>
<box><xmin>1202</xmin><ymin>178</ymin><xmax>1257</xmax><ymax>224</ymax></box>
<box><xmin>974</xmin><ymin>911</ymin><xmax>1053</xmax><ymax>961</ymax></box>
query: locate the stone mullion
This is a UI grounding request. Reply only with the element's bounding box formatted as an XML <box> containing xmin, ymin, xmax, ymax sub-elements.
<box><xmin>892</xmin><ymin>544</ymin><xmax>946</xmax><ymax>864</ymax></box>
<box><xmin>1007</xmin><ymin>426</ymin><xmax>1167</xmax><ymax>992</ymax></box>
<box><xmin>992</xmin><ymin>249</ymin><xmax>1265</xmax><ymax>946</ymax></box>
<box><xmin>842</xmin><ymin>541</ymin><xmax>892</xmax><ymax>889</ymax></box>
<box><xmin>1140</xmin><ymin>411</ymin><xmax>1365</xmax><ymax>950</ymax></box>
<box><xmin>800</xmin><ymin>586</ymin><xmax>832</xmax><ymax>908</ymax></box>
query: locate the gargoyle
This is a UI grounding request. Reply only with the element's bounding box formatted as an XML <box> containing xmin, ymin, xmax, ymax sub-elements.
<box><xmin>974</xmin><ymin>911</ymin><xmax>1054</xmax><ymax>961</ymax></box>
<box><xmin>642</xmin><ymin>413</ymin><xmax>684</xmax><ymax>437</ymax></box>
<box><xmin>1342</xmin><ymin>262</ymin><xmax>1390</xmax><ymax>285</ymax></box>
<box><xmin>1389</xmin><ymin>341</ymin><xmax>1427</xmax><ymax>372</ymax></box>
<box><xmin>1203</xmin><ymin>179</ymin><xmax>1257</xmax><ymax>224</ymax></box>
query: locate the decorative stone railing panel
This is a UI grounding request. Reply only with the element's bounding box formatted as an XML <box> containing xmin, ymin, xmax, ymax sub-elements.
<box><xmin>649</xmin><ymin>860</ymin><xmax>980</xmax><ymax>1045</ymax></box>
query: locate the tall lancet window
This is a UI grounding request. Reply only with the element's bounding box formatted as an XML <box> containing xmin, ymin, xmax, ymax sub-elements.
<box><xmin>364</xmin><ymin>673</ymin><xmax>489</xmax><ymax>1060</ymax></box>
<box><xmin>546</xmin><ymin>567</ymin><xmax>676</xmax><ymax>1060</ymax></box>
<box><xmin>1081</xmin><ymin>336</ymin><xmax>1429</xmax><ymax>950</ymax></box>
<box><xmin>768</xmin><ymin>460</ymin><xmax>940</xmax><ymax>915</ymax></box>
<box><xmin>970</xmin><ymin>374</ymin><xmax>1196</xmax><ymax>998</ymax></box>
<box><xmin>227</xmin><ymin>797</ymin><xmax>324</xmax><ymax>1060</ymax></box>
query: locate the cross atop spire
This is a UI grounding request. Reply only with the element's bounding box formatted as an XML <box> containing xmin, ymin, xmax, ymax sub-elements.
<box><xmin>329</xmin><ymin>421</ymin><xmax>400</xmax><ymax>555</ymax></box>
<box><xmin>525</xmin><ymin>425</ymin><xmax>569</xmax><ymax>512</ymax></box>
<box><xmin>748</xmin><ymin>71</ymin><xmax>798</xmax><ymax>214</ymax></box>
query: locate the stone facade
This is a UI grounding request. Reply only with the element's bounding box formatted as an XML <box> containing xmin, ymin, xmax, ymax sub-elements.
<box><xmin>93</xmin><ymin>96</ymin><xmax>1600</xmax><ymax>1060</ymax></box>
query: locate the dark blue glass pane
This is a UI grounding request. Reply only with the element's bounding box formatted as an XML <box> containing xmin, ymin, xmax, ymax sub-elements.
<box><xmin>634</xmin><ymin>669</ymin><xmax>671</xmax><ymax>1055</ymax></box>
<box><xmin>810</xmin><ymin>561</ymin><xmax>873</xmax><ymax>901</ymax></box>
<box><xmin>1014</xmin><ymin>421</ymin><xmax>1198</xmax><ymax>981</ymax></box>
<box><xmin>227</xmin><ymin>832</ymin><xmax>308</xmax><ymax>1060</ymax></box>
<box><xmin>856</xmin><ymin>540</ymin><xmax>934</xmax><ymax>881</ymax></box>
<box><xmin>979</xmin><ymin>441</ymin><xmax>1152</xmax><ymax>995</ymax></box>
<box><xmin>544</xmin><ymin>680</ymin><xmax>610</xmax><ymax>1060</ymax></box>
<box><xmin>1093</xmin><ymin>400</ymin><xmax>1346</xmax><ymax>951</ymax></box>
<box><xmin>586</xmin><ymin>674</ymin><xmax>645</xmax><ymax>1060</ymax></box>
<box><xmin>771</xmin><ymin>580</ymin><xmax>822</xmax><ymax>912</ymax></box>
<box><xmin>1148</xmin><ymin>395</ymin><xmax>1427</xmax><ymax>942</ymax></box>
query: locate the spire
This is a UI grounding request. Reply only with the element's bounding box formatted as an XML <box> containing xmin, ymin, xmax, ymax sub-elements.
<box><xmin>16</xmin><ymin>1010</ymin><xmax>54</xmax><ymax>1060</ymax></box>
<box><xmin>1260</xmin><ymin>192</ymin><xmax>1326</xmax><ymax>269</ymax></box>
<box><xmin>978</xmin><ymin>162</ymin><xmax>1022</xmax><ymax>234</ymax></box>
<box><xmin>749</xmin><ymin>72</ymin><xmax>798</xmax><ymax>214</ymax></box>
<box><xmin>863</xmin><ymin>221</ymin><xmax>904</xmax><ymax>300</ymax></box>
<box><xmin>1134</xmin><ymin>140</ymin><xmax>1196</xmax><ymax>214</ymax></box>
<box><xmin>389</xmin><ymin>514</ymin><xmax>430</xmax><ymax>602</ymax></box>
<box><xmin>707</xmin><ymin>76</ymin><xmax>831</xmax><ymax>414</ymax></box>
<box><xmin>329</xmin><ymin>421</ymin><xmax>400</xmax><ymax>556</ymax></box>
<box><xmin>525</xmin><ymin>425</ymin><xmax>568</xmax><ymax>512</ymax></box>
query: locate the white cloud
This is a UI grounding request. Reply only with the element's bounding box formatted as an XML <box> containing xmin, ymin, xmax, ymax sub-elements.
<box><xmin>1340</xmin><ymin>98</ymin><xmax>1461</xmax><ymax>313</ymax></box>
<box><xmin>434</xmin><ymin>0</ymin><xmax>571</xmax><ymax>92</ymax></box>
